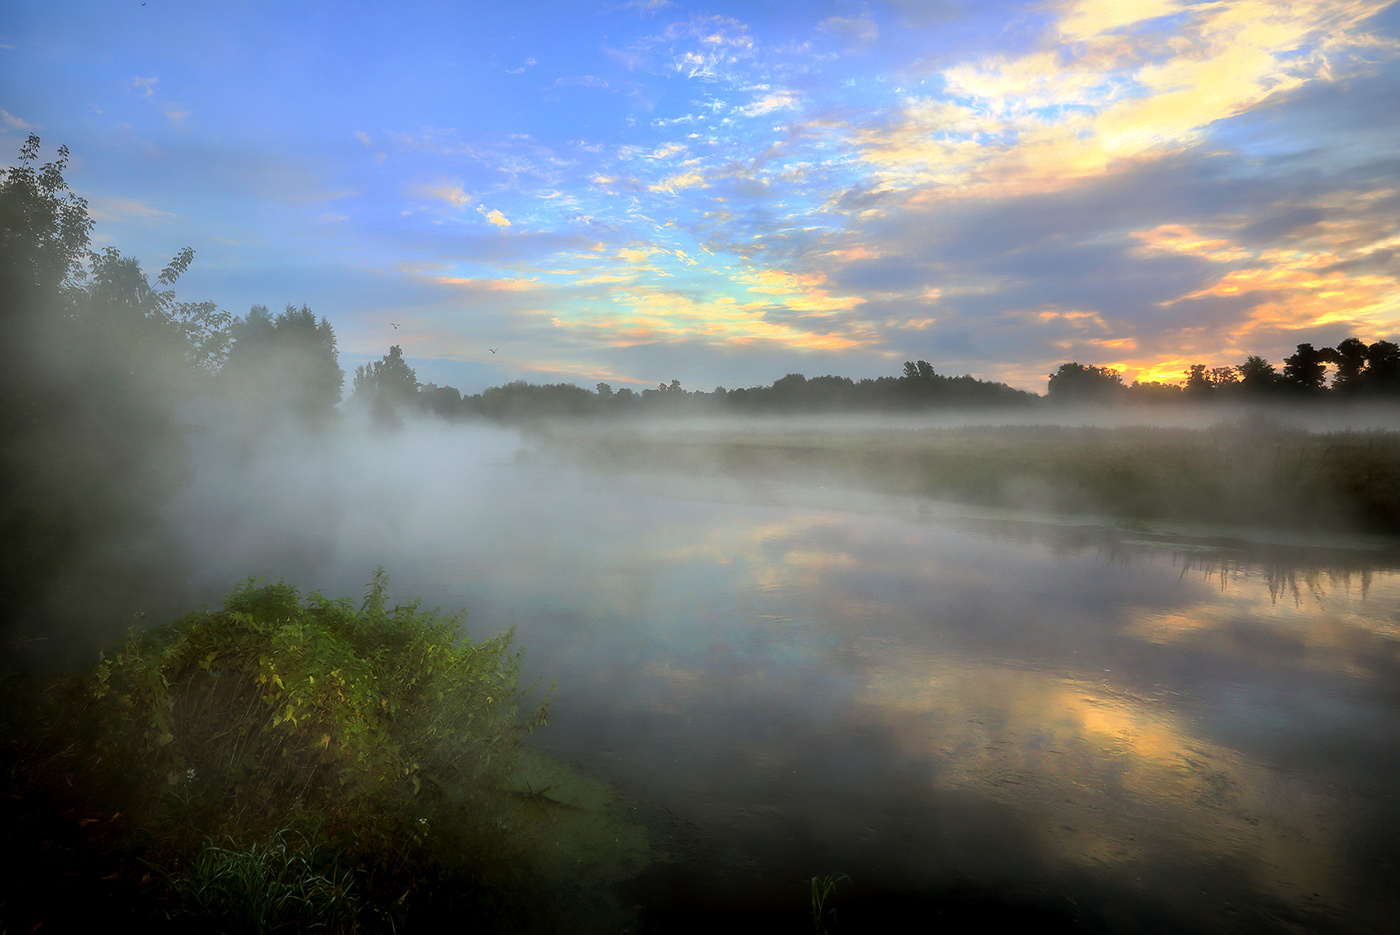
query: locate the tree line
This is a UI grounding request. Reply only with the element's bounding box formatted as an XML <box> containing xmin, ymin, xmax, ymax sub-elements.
<box><xmin>1048</xmin><ymin>340</ymin><xmax>1400</xmax><ymax>403</ymax></box>
<box><xmin>357</xmin><ymin>358</ymin><xmax>1037</xmax><ymax>424</ymax></box>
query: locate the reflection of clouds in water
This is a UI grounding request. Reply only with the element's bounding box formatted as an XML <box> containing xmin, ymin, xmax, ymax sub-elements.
<box><xmin>1125</xmin><ymin>561</ymin><xmax>1400</xmax><ymax>679</ymax></box>
<box><xmin>557</xmin><ymin>504</ymin><xmax>1391</xmax><ymax>924</ymax></box>
<box><xmin>852</xmin><ymin>659</ymin><xmax>1347</xmax><ymax>909</ymax></box>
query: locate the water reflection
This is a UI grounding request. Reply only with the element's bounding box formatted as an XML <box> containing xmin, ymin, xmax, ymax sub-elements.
<box><xmin>435</xmin><ymin>475</ymin><xmax>1400</xmax><ymax>932</ymax></box>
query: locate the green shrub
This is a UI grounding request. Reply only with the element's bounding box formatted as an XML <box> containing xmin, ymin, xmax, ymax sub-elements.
<box><xmin>83</xmin><ymin>569</ymin><xmax>549</xmax><ymax>858</ymax></box>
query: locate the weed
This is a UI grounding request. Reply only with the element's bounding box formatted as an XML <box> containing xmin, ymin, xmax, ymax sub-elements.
<box><xmin>810</xmin><ymin>872</ymin><xmax>849</xmax><ymax>934</ymax></box>
<box><xmin>166</xmin><ymin>830</ymin><xmax>360</xmax><ymax>934</ymax></box>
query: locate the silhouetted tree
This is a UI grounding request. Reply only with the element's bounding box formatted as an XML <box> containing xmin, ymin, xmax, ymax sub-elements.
<box><xmin>1047</xmin><ymin>363</ymin><xmax>1124</xmax><ymax>402</ymax></box>
<box><xmin>1283</xmin><ymin>343</ymin><xmax>1331</xmax><ymax>393</ymax></box>
<box><xmin>1236</xmin><ymin>356</ymin><xmax>1283</xmax><ymax>395</ymax></box>
<box><xmin>1357</xmin><ymin>340</ymin><xmax>1400</xmax><ymax>395</ymax></box>
<box><xmin>1331</xmin><ymin>337</ymin><xmax>1369</xmax><ymax>394</ymax></box>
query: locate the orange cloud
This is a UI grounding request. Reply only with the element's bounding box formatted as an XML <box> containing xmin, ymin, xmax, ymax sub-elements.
<box><xmin>852</xmin><ymin>0</ymin><xmax>1397</xmax><ymax>204</ymax></box>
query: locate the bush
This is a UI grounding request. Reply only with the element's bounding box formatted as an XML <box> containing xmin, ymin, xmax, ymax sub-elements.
<box><xmin>84</xmin><ymin>571</ymin><xmax>547</xmax><ymax>847</ymax></box>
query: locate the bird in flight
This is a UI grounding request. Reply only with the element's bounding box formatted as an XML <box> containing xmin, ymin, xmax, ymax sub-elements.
<box><xmin>390</xmin><ymin>322</ymin><xmax>400</xmax><ymax>329</ymax></box>
<box><xmin>489</xmin><ymin>348</ymin><xmax>497</xmax><ymax>354</ymax></box>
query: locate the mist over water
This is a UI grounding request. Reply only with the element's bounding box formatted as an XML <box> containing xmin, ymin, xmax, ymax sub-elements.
<box><xmin>155</xmin><ymin>415</ymin><xmax>1400</xmax><ymax>932</ymax></box>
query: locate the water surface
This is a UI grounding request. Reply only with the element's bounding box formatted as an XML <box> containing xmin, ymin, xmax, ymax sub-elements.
<box><xmin>173</xmin><ymin>426</ymin><xmax>1400</xmax><ymax>932</ymax></box>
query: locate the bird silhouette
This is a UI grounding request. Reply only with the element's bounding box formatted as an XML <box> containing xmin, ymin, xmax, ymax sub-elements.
<box><xmin>390</xmin><ymin>322</ymin><xmax>400</xmax><ymax>329</ymax></box>
<box><xmin>489</xmin><ymin>348</ymin><xmax>497</xmax><ymax>354</ymax></box>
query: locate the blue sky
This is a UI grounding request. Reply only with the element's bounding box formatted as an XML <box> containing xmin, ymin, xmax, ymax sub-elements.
<box><xmin>4</xmin><ymin>0</ymin><xmax>1398</xmax><ymax>393</ymax></box>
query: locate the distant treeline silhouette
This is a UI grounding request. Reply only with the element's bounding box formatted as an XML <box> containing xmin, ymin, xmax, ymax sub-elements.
<box><xmin>371</xmin><ymin>338</ymin><xmax>1400</xmax><ymax>424</ymax></box>
<box><xmin>387</xmin><ymin>359</ymin><xmax>1037</xmax><ymax>423</ymax></box>
<box><xmin>1049</xmin><ymin>341</ymin><xmax>1400</xmax><ymax>403</ymax></box>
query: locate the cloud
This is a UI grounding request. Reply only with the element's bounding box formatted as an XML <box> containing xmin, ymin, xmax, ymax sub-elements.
<box><xmin>610</xmin><ymin>0</ymin><xmax>677</xmax><ymax>13</ymax></box>
<box><xmin>433</xmin><ymin>275</ymin><xmax>540</xmax><ymax>292</ymax></box>
<box><xmin>737</xmin><ymin>266</ymin><xmax>866</xmax><ymax>314</ymax></box>
<box><xmin>85</xmin><ymin>194</ymin><xmax>177</xmax><ymax>222</ymax></box>
<box><xmin>851</xmin><ymin>0</ymin><xmax>1400</xmax><ymax>202</ymax></box>
<box><xmin>506</xmin><ymin>57</ymin><xmax>538</xmax><ymax>74</ymax></box>
<box><xmin>548</xmin><ymin>285</ymin><xmax>862</xmax><ymax>352</ymax></box>
<box><xmin>483</xmin><ymin>208</ymin><xmax>512</xmax><ymax>227</ymax></box>
<box><xmin>817</xmin><ymin>13</ymin><xmax>879</xmax><ymax>45</ymax></box>
<box><xmin>738</xmin><ymin>90</ymin><xmax>799</xmax><ymax>117</ymax></box>
<box><xmin>131</xmin><ymin>76</ymin><xmax>159</xmax><ymax>97</ymax></box>
<box><xmin>649</xmin><ymin>169</ymin><xmax>707</xmax><ymax>193</ymax></box>
<box><xmin>164</xmin><ymin>103</ymin><xmax>190</xmax><ymax>126</ymax></box>
<box><xmin>0</xmin><ymin>109</ymin><xmax>34</xmax><ymax>131</ymax></box>
<box><xmin>649</xmin><ymin>14</ymin><xmax>757</xmax><ymax>81</ymax></box>
<box><xmin>407</xmin><ymin>181</ymin><xmax>473</xmax><ymax>210</ymax></box>
<box><xmin>390</xmin><ymin>127</ymin><xmax>474</xmax><ymax>155</ymax></box>
<box><xmin>554</xmin><ymin>75</ymin><xmax>612</xmax><ymax>90</ymax></box>
<box><xmin>355</xmin><ymin>131</ymin><xmax>371</xmax><ymax>146</ymax></box>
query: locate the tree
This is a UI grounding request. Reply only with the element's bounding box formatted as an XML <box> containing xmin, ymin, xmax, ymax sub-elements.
<box><xmin>0</xmin><ymin>137</ymin><xmax>226</xmax><ymax>662</ymax></box>
<box><xmin>223</xmin><ymin>304</ymin><xmax>343</xmax><ymax>422</ymax></box>
<box><xmin>1236</xmin><ymin>356</ymin><xmax>1283</xmax><ymax>395</ymax></box>
<box><xmin>0</xmin><ymin>135</ymin><xmax>93</xmax><ymax>326</ymax></box>
<box><xmin>1360</xmin><ymin>340</ymin><xmax>1400</xmax><ymax>394</ymax></box>
<box><xmin>1282</xmin><ymin>343</ymin><xmax>1330</xmax><ymax>393</ymax></box>
<box><xmin>1184</xmin><ymin>364</ymin><xmax>1213</xmax><ymax>397</ymax></box>
<box><xmin>352</xmin><ymin>344</ymin><xmax>420</xmax><ymax>426</ymax></box>
<box><xmin>1331</xmin><ymin>337</ymin><xmax>1369</xmax><ymax>394</ymax></box>
<box><xmin>1046</xmin><ymin>362</ymin><xmax>1125</xmax><ymax>402</ymax></box>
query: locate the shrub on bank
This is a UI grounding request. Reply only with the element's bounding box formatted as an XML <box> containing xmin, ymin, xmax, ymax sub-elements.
<box><xmin>16</xmin><ymin>570</ymin><xmax>552</xmax><ymax>931</ymax></box>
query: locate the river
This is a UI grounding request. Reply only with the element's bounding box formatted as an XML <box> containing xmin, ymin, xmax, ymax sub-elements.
<box><xmin>173</xmin><ymin>421</ymin><xmax>1400</xmax><ymax>932</ymax></box>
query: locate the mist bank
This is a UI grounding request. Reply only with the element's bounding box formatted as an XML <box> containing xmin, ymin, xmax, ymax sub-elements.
<box><xmin>533</xmin><ymin>410</ymin><xmax>1400</xmax><ymax>542</ymax></box>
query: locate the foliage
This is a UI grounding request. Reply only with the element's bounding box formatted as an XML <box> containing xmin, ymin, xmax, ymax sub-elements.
<box><xmin>0</xmin><ymin>137</ymin><xmax>215</xmax><ymax>660</ymax></box>
<box><xmin>810</xmin><ymin>872</ymin><xmax>849</xmax><ymax>934</ymax></box>
<box><xmin>166</xmin><ymin>831</ymin><xmax>361</xmax><ymax>934</ymax></box>
<box><xmin>223</xmin><ymin>303</ymin><xmax>344</xmax><ymax>421</ymax></box>
<box><xmin>0</xmin><ymin>134</ymin><xmax>93</xmax><ymax>317</ymax></box>
<box><xmin>352</xmin><ymin>344</ymin><xmax>421</xmax><ymax>427</ymax></box>
<box><xmin>1046</xmin><ymin>362</ymin><xmax>1125</xmax><ymax>402</ymax></box>
<box><xmin>83</xmin><ymin>571</ymin><xmax>548</xmax><ymax>857</ymax></box>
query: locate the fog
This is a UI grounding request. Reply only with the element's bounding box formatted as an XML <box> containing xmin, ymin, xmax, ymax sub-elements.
<box><xmin>106</xmin><ymin>408</ymin><xmax>1398</xmax><ymax>929</ymax></box>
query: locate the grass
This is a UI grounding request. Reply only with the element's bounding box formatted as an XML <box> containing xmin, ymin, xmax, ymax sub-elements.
<box><xmin>165</xmin><ymin>831</ymin><xmax>360</xmax><ymax>934</ymax></box>
<box><xmin>810</xmin><ymin>873</ymin><xmax>849</xmax><ymax>934</ymax></box>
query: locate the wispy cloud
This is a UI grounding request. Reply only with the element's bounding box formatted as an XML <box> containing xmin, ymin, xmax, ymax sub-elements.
<box><xmin>738</xmin><ymin>89</ymin><xmax>799</xmax><ymax>117</ymax></box>
<box><xmin>85</xmin><ymin>194</ymin><xmax>177</xmax><ymax>222</ymax></box>
<box><xmin>610</xmin><ymin>0</ymin><xmax>677</xmax><ymax>14</ymax></box>
<box><xmin>506</xmin><ymin>56</ymin><xmax>538</xmax><ymax>74</ymax></box>
<box><xmin>0</xmin><ymin>109</ymin><xmax>35</xmax><ymax>131</ymax></box>
<box><xmin>817</xmin><ymin>12</ymin><xmax>879</xmax><ymax>45</ymax></box>
<box><xmin>131</xmin><ymin>75</ymin><xmax>159</xmax><ymax>97</ymax></box>
<box><xmin>554</xmin><ymin>75</ymin><xmax>612</xmax><ymax>90</ymax></box>
<box><xmin>407</xmin><ymin>181</ymin><xmax>473</xmax><ymax>210</ymax></box>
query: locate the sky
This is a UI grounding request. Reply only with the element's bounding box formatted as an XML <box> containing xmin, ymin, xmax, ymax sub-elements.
<box><xmin>3</xmin><ymin>0</ymin><xmax>1399</xmax><ymax>395</ymax></box>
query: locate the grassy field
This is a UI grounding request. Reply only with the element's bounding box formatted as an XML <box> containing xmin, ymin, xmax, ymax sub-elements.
<box><xmin>539</xmin><ymin>417</ymin><xmax>1400</xmax><ymax>539</ymax></box>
